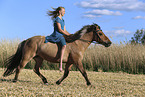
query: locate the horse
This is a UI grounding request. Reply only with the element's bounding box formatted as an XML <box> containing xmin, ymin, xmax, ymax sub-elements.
<box><xmin>3</xmin><ymin>23</ymin><xmax>111</xmax><ymax>85</ymax></box>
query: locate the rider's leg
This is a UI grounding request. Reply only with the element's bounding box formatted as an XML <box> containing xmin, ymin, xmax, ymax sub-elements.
<box><xmin>59</xmin><ymin>37</ymin><xmax>66</xmax><ymax>72</ymax></box>
<box><xmin>60</xmin><ymin>45</ymin><xmax>66</xmax><ymax>72</ymax></box>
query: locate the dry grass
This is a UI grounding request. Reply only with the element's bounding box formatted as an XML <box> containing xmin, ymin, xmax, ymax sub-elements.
<box><xmin>0</xmin><ymin>68</ymin><xmax>145</xmax><ymax>96</ymax></box>
<box><xmin>0</xmin><ymin>39</ymin><xmax>19</xmax><ymax>68</ymax></box>
<box><xmin>83</xmin><ymin>44</ymin><xmax>145</xmax><ymax>74</ymax></box>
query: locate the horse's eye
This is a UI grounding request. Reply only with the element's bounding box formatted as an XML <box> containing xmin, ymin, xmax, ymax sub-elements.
<box><xmin>99</xmin><ymin>33</ymin><xmax>102</xmax><ymax>36</ymax></box>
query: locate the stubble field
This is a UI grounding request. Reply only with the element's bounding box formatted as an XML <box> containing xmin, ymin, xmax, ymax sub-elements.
<box><xmin>0</xmin><ymin>68</ymin><xmax>145</xmax><ymax>97</ymax></box>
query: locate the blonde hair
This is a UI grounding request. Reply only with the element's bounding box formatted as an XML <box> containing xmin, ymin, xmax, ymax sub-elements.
<box><xmin>47</xmin><ymin>6</ymin><xmax>65</xmax><ymax>19</ymax></box>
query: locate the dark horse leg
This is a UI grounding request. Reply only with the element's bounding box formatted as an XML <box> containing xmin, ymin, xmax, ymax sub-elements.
<box><xmin>33</xmin><ymin>56</ymin><xmax>48</xmax><ymax>85</ymax></box>
<box><xmin>76</xmin><ymin>61</ymin><xmax>91</xmax><ymax>85</ymax></box>
<box><xmin>56</xmin><ymin>63</ymin><xmax>72</xmax><ymax>85</ymax></box>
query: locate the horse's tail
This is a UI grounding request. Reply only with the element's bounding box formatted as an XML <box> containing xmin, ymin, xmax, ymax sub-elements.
<box><xmin>3</xmin><ymin>40</ymin><xmax>26</xmax><ymax>77</ymax></box>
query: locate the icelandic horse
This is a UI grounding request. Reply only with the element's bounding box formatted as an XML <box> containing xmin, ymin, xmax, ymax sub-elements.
<box><xmin>3</xmin><ymin>24</ymin><xmax>111</xmax><ymax>85</ymax></box>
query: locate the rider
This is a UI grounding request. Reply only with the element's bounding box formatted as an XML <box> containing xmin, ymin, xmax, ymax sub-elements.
<box><xmin>47</xmin><ymin>7</ymin><xmax>70</xmax><ymax>72</ymax></box>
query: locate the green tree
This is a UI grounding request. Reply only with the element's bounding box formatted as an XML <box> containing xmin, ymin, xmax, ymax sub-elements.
<box><xmin>130</xmin><ymin>29</ymin><xmax>145</xmax><ymax>44</ymax></box>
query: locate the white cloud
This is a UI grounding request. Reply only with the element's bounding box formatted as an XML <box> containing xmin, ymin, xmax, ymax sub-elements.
<box><xmin>105</xmin><ymin>29</ymin><xmax>132</xmax><ymax>37</ymax></box>
<box><xmin>85</xmin><ymin>9</ymin><xmax>122</xmax><ymax>16</ymax></box>
<box><xmin>115</xmin><ymin>29</ymin><xmax>131</xmax><ymax>34</ymax></box>
<box><xmin>83</xmin><ymin>14</ymin><xmax>99</xmax><ymax>19</ymax></box>
<box><xmin>76</xmin><ymin>0</ymin><xmax>145</xmax><ymax>11</ymax></box>
<box><xmin>75</xmin><ymin>0</ymin><xmax>145</xmax><ymax>18</ymax></box>
<box><xmin>75</xmin><ymin>0</ymin><xmax>144</xmax><ymax>18</ymax></box>
<box><xmin>113</xmin><ymin>26</ymin><xmax>124</xmax><ymax>29</ymax></box>
<box><xmin>132</xmin><ymin>16</ymin><xmax>145</xmax><ymax>19</ymax></box>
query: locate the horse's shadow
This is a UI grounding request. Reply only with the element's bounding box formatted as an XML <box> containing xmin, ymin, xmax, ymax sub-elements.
<box><xmin>0</xmin><ymin>78</ymin><xmax>55</xmax><ymax>85</ymax></box>
<box><xmin>0</xmin><ymin>78</ymin><xmax>12</xmax><ymax>82</ymax></box>
<box><xmin>0</xmin><ymin>78</ymin><xmax>94</xmax><ymax>87</ymax></box>
<box><xmin>0</xmin><ymin>78</ymin><xmax>31</xmax><ymax>83</ymax></box>
<box><xmin>0</xmin><ymin>78</ymin><xmax>96</xmax><ymax>88</ymax></box>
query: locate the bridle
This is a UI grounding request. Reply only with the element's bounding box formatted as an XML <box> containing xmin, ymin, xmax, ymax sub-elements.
<box><xmin>93</xmin><ymin>29</ymin><xmax>102</xmax><ymax>43</ymax></box>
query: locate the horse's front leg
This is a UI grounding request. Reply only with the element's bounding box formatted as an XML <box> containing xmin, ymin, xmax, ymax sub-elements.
<box><xmin>56</xmin><ymin>62</ymin><xmax>72</xmax><ymax>85</ymax></box>
<box><xmin>76</xmin><ymin>60</ymin><xmax>91</xmax><ymax>85</ymax></box>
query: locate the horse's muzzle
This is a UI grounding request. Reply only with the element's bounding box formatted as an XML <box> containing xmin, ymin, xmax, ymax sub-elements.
<box><xmin>104</xmin><ymin>41</ymin><xmax>112</xmax><ymax>47</ymax></box>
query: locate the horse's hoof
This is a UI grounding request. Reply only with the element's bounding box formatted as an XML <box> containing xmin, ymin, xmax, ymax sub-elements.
<box><xmin>13</xmin><ymin>80</ymin><xmax>17</xmax><ymax>83</ymax></box>
<box><xmin>56</xmin><ymin>81</ymin><xmax>60</xmax><ymax>85</ymax></box>
<box><xmin>87</xmin><ymin>82</ymin><xmax>91</xmax><ymax>86</ymax></box>
<box><xmin>44</xmin><ymin>83</ymin><xmax>48</xmax><ymax>85</ymax></box>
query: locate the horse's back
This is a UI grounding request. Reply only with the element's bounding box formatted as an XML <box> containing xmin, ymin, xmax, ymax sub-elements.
<box><xmin>27</xmin><ymin>36</ymin><xmax>45</xmax><ymax>44</ymax></box>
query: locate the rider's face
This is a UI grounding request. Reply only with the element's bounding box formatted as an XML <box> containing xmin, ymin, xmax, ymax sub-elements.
<box><xmin>60</xmin><ymin>8</ymin><xmax>65</xmax><ymax>16</ymax></box>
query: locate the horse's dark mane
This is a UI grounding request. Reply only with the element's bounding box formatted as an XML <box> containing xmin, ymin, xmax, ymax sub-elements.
<box><xmin>73</xmin><ymin>25</ymin><xmax>90</xmax><ymax>36</ymax></box>
<box><xmin>74</xmin><ymin>23</ymin><xmax>100</xmax><ymax>37</ymax></box>
<box><xmin>65</xmin><ymin>23</ymin><xmax>100</xmax><ymax>43</ymax></box>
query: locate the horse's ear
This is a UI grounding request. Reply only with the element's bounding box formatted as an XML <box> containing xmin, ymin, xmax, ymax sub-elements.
<box><xmin>92</xmin><ymin>23</ymin><xmax>101</xmax><ymax>30</ymax></box>
<box><xmin>87</xmin><ymin>25</ymin><xmax>95</xmax><ymax>32</ymax></box>
<box><xmin>91</xmin><ymin>25</ymin><xmax>96</xmax><ymax>31</ymax></box>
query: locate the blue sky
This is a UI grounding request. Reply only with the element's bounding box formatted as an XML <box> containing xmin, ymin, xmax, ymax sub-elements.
<box><xmin>0</xmin><ymin>0</ymin><xmax>145</xmax><ymax>44</ymax></box>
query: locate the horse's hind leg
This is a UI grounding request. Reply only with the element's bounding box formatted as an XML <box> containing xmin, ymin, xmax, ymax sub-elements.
<box><xmin>13</xmin><ymin>58</ymin><xmax>32</xmax><ymax>82</ymax></box>
<box><xmin>13</xmin><ymin>42</ymin><xmax>37</xmax><ymax>82</ymax></box>
<box><xmin>56</xmin><ymin>63</ymin><xmax>72</xmax><ymax>85</ymax></box>
<box><xmin>33</xmin><ymin>56</ymin><xmax>48</xmax><ymax>85</ymax></box>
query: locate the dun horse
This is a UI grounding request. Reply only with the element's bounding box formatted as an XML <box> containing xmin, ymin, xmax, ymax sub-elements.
<box><xmin>3</xmin><ymin>24</ymin><xmax>111</xmax><ymax>85</ymax></box>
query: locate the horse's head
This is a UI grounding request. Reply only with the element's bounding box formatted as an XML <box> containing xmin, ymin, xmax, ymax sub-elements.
<box><xmin>65</xmin><ymin>23</ymin><xmax>112</xmax><ymax>47</ymax></box>
<box><xmin>90</xmin><ymin>24</ymin><xmax>112</xmax><ymax>47</ymax></box>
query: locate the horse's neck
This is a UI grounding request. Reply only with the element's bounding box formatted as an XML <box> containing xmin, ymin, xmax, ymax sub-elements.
<box><xmin>76</xmin><ymin>32</ymin><xmax>93</xmax><ymax>52</ymax></box>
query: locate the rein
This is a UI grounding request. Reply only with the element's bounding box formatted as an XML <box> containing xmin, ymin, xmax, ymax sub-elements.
<box><xmin>78</xmin><ymin>39</ymin><xmax>98</xmax><ymax>44</ymax></box>
<box><xmin>78</xmin><ymin>39</ymin><xmax>92</xmax><ymax>44</ymax></box>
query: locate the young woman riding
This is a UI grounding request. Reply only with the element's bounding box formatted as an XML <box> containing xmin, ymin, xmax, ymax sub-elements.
<box><xmin>47</xmin><ymin>7</ymin><xmax>70</xmax><ymax>72</ymax></box>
